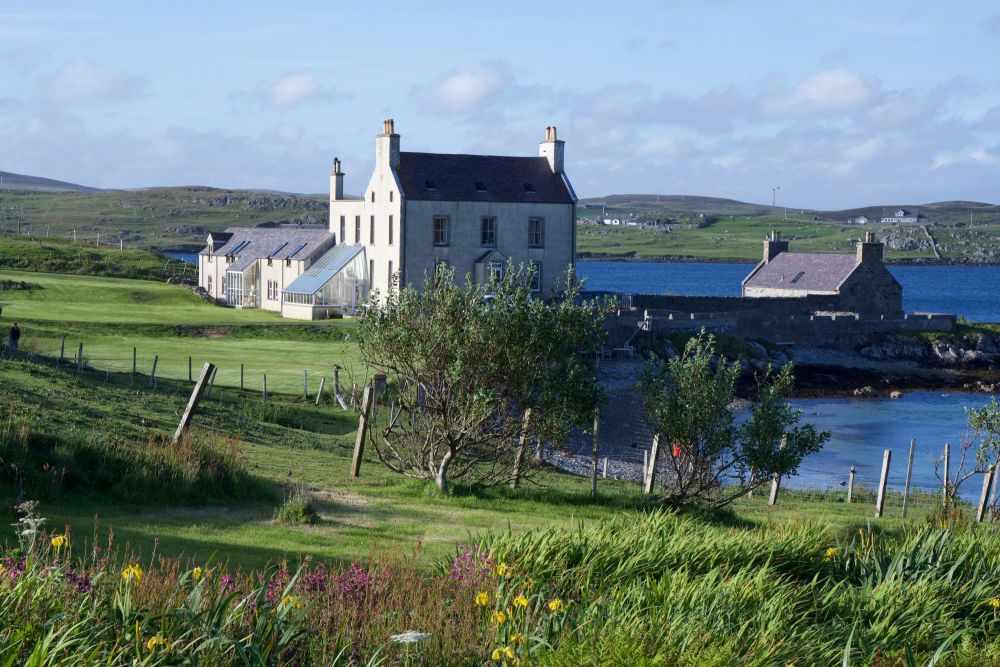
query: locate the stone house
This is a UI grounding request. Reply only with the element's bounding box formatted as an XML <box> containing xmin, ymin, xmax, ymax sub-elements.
<box><xmin>741</xmin><ymin>230</ymin><xmax>903</xmax><ymax>315</ymax></box>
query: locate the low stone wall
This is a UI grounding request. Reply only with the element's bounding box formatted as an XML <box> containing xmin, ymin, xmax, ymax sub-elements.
<box><xmin>641</xmin><ymin>310</ymin><xmax>956</xmax><ymax>344</ymax></box>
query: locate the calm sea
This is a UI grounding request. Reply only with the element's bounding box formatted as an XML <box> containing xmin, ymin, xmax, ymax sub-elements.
<box><xmin>577</xmin><ymin>260</ymin><xmax>1000</xmax><ymax>323</ymax></box>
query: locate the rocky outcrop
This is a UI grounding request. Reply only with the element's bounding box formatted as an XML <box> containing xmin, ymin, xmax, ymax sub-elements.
<box><xmin>857</xmin><ymin>331</ymin><xmax>1000</xmax><ymax>368</ymax></box>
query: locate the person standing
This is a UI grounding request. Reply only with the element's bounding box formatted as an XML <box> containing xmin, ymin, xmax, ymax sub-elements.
<box><xmin>8</xmin><ymin>321</ymin><xmax>20</xmax><ymax>355</ymax></box>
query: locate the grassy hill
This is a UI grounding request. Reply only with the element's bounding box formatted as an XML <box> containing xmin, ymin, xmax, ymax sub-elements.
<box><xmin>0</xmin><ymin>170</ymin><xmax>98</xmax><ymax>193</ymax></box>
<box><xmin>0</xmin><ymin>185</ymin><xmax>326</xmax><ymax>251</ymax></box>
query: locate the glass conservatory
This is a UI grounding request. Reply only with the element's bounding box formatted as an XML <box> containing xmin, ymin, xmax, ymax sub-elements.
<box><xmin>281</xmin><ymin>245</ymin><xmax>368</xmax><ymax>319</ymax></box>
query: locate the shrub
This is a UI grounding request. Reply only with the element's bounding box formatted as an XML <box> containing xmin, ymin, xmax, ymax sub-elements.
<box><xmin>274</xmin><ymin>488</ymin><xmax>320</xmax><ymax>525</ymax></box>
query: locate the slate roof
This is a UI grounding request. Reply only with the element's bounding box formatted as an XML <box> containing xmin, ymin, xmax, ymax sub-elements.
<box><xmin>742</xmin><ymin>252</ymin><xmax>859</xmax><ymax>293</ymax></box>
<box><xmin>199</xmin><ymin>227</ymin><xmax>334</xmax><ymax>260</ymax></box>
<box><xmin>395</xmin><ymin>152</ymin><xmax>575</xmax><ymax>204</ymax></box>
<box><xmin>284</xmin><ymin>245</ymin><xmax>365</xmax><ymax>295</ymax></box>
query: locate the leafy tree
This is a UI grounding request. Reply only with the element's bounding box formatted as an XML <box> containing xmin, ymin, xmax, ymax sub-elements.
<box><xmin>356</xmin><ymin>263</ymin><xmax>608</xmax><ymax>493</ymax></box>
<box><xmin>639</xmin><ymin>329</ymin><xmax>828</xmax><ymax>508</ymax></box>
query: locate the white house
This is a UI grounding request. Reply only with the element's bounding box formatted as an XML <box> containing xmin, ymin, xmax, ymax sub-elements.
<box><xmin>329</xmin><ymin>119</ymin><xmax>577</xmax><ymax>300</ymax></box>
<box><xmin>879</xmin><ymin>207</ymin><xmax>924</xmax><ymax>224</ymax></box>
<box><xmin>196</xmin><ymin>119</ymin><xmax>577</xmax><ymax>319</ymax></box>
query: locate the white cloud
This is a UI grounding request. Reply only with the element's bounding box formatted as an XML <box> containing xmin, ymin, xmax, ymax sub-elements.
<box><xmin>411</xmin><ymin>62</ymin><xmax>513</xmax><ymax>113</ymax></box>
<box><xmin>636</xmin><ymin>135</ymin><xmax>684</xmax><ymax>157</ymax></box>
<box><xmin>843</xmin><ymin>137</ymin><xmax>884</xmax><ymax>161</ymax></box>
<box><xmin>268</xmin><ymin>72</ymin><xmax>318</xmax><ymax>108</ymax></box>
<box><xmin>42</xmin><ymin>59</ymin><xmax>143</xmax><ymax>105</ymax></box>
<box><xmin>761</xmin><ymin>69</ymin><xmax>873</xmax><ymax>117</ymax></box>
<box><xmin>932</xmin><ymin>146</ymin><xmax>998</xmax><ymax>169</ymax></box>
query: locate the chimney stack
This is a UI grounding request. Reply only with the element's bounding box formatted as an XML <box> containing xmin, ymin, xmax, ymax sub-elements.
<box><xmin>763</xmin><ymin>229</ymin><xmax>788</xmax><ymax>263</ymax></box>
<box><xmin>539</xmin><ymin>124</ymin><xmax>565</xmax><ymax>174</ymax></box>
<box><xmin>330</xmin><ymin>157</ymin><xmax>344</xmax><ymax>200</ymax></box>
<box><xmin>856</xmin><ymin>231</ymin><xmax>883</xmax><ymax>264</ymax></box>
<box><xmin>376</xmin><ymin>118</ymin><xmax>400</xmax><ymax>169</ymax></box>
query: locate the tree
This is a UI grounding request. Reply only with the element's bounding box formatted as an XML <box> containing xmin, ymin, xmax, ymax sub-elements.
<box><xmin>356</xmin><ymin>263</ymin><xmax>608</xmax><ymax>493</ymax></box>
<box><xmin>639</xmin><ymin>329</ymin><xmax>828</xmax><ymax>508</ymax></box>
<box><xmin>934</xmin><ymin>398</ymin><xmax>1000</xmax><ymax>514</ymax></box>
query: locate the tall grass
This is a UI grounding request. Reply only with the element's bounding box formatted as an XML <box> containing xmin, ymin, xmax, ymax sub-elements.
<box><xmin>475</xmin><ymin>511</ymin><xmax>1000</xmax><ymax>665</ymax></box>
<box><xmin>0</xmin><ymin>402</ymin><xmax>270</xmax><ymax>505</ymax></box>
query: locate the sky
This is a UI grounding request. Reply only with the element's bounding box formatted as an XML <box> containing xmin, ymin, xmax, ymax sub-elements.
<box><xmin>1</xmin><ymin>1</ymin><xmax>999</xmax><ymax>209</ymax></box>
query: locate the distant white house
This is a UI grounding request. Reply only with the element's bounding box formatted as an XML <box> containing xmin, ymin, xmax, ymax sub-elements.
<box><xmin>851</xmin><ymin>215</ymin><xmax>869</xmax><ymax>225</ymax></box>
<box><xmin>880</xmin><ymin>207</ymin><xmax>925</xmax><ymax>224</ymax></box>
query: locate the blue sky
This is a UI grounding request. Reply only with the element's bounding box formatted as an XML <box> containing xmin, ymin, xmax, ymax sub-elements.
<box><xmin>2</xmin><ymin>1</ymin><xmax>999</xmax><ymax>208</ymax></box>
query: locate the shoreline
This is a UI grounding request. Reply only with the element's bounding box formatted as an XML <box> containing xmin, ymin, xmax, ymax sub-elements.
<box><xmin>576</xmin><ymin>254</ymin><xmax>1000</xmax><ymax>267</ymax></box>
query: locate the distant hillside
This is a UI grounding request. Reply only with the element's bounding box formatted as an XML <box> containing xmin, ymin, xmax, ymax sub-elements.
<box><xmin>0</xmin><ymin>170</ymin><xmax>99</xmax><ymax>193</ymax></box>
<box><xmin>581</xmin><ymin>194</ymin><xmax>1000</xmax><ymax>226</ymax></box>
<box><xmin>0</xmin><ymin>185</ymin><xmax>327</xmax><ymax>251</ymax></box>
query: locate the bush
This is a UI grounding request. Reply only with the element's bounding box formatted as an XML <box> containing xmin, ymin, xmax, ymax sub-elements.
<box><xmin>274</xmin><ymin>489</ymin><xmax>319</xmax><ymax>525</ymax></box>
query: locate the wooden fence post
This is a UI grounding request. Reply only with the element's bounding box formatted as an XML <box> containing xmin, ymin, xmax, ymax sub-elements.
<box><xmin>510</xmin><ymin>409</ymin><xmax>533</xmax><ymax>489</ymax></box>
<box><xmin>590</xmin><ymin>411</ymin><xmax>600</xmax><ymax>499</ymax></box>
<box><xmin>902</xmin><ymin>438</ymin><xmax>916</xmax><ymax>518</ymax></box>
<box><xmin>977</xmin><ymin>465</ymin><xmax>996</xmax><ymax>523</ymax></box>
<box><xmin>333</xmin><ymin>365</ymin><xmax>341</xmax><ymax>396</ymax></box>
<box><xmin>768</xmin><ymin>437</ymin><xmax>787</xmax><ymax>506</ymax></box>
<box><xmin>943</xmin><ymin>442</ymin><xmax>951</xmax><ymax>508</ymax></box>
<box><xmin>643</xmin><ymin>450</ymin><xmax>648</xmax><ymax>482</ymax></box>
<box><xmin>59</xmin><ymin>334</ymin><xmax>65</xmax><ymax>366</ymax></box>
<box><xmin>875</xmin><ymin>449</ymin><xmax>892</xmax><ymax>518</ymax></box>
<box><xmin>240</xmin><ymin>363</ymin><xmax>244</xmax><ymax>396</ymax></box>
<box><xmin>847</xmin><ymin>465</ymin><xmax>856</xmax><ymax>503</ymax></box>
<box><xmin>303</xmin><ymin>370</ymin><xmax>308</xmax><ymax>400</ymax></box>
<box><xmin>315</xmin><ymin>377</ymin><xmax>325</xmax><ymax>405</ymax></box>
<box><xmin>77</xmin><ymin>343</ymin><xmax>83</xmax><ymax>376</ymax></box>
<box><xmin>204</xmin><ymin>366</ymin><xmax>217</xmax><ymax>399</ymax></box>
<box><xmin>173</xmin><ymin>362</ymin><xmax>215</xmax><ymax>443</ymax></box>
<box><xmin>262</xmin><ymin>374</ymin><xmax>268</xmax><ymax>399</ymax></box>
<box><xmin>602</xmin><ymin>457</ymin><xmax>608</xmax><ymax>479</ymax></box>
<box><xmin>148</xmin><ymin>355</ymin><xmax>158</xmax><ymax>389</ymax></box>
<box><xmin>132</xmin><ymin>346</ymin><xmax>137</xmax><ymax>375</ymax></box>
<box><xmin>350</xmin><ymin>386</ymin><xmax>374</xmax><ymax>477</ymax></box>
<box><xmin>188</xmin><ymin>356</ymin><xmax>193</xmax><ymax>383</ymax></box>
<box><xmin>644</xmin><ymin>434</ymin><xmax>661</xmax><ymax>495</ymax></box>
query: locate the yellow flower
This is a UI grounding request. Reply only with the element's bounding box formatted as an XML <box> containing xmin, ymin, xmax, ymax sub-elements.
<box><xmin>510</xmin><ymin>633</ymin><xmax>525</xmax><ymax>644</ymax></box>
<box><xmin>0</xmin><ymin>564</ymin><xmax>5</xmax><ymax>576</ymax></box>
<box><xmin>51</xmin><ymin>535</ymin><xmax>67</xmax><ymax>550</ymax></box>
<box><xmin>490</xmin><ymin>610</ymin><xmax>507</xmax><ymax>625</ymax></box>
<box><xmin>192</xmin><ymin>567</ymin><xmax>203</xmax><ymax>581</ymax></box>
<box><xmin>988</xmin><ymin>597</ymin><xmax>1000</xmax><ymax>609</ymax></box>
<box><xmin>475</xmin><ymin>591</ymin><xmax>490</xmax><ymax>606</ymax></box>
<box><xmin>547</xmin><ymin>598</ymin><xmax>565</xmax><ymax>613</ymax></box>
<box><xmin>121</xmin><ymin>563</ymin><xmax>143</xmax><ymax>583</ymax></box>
<box><xmin>146</xmin><ymin>634</ymin><xmax>166</xmax><ymax>652</ymax></box>
<box><xmin>512</xmin><ymin>595</ymin><xmax>529</xmax><ymax>608</ymax></box>
<box><xmin>823</xmin><ymin>547</ymin><xmax>837</xmax><ymax>562</ymax></box>
<box><xmin>523</xmin><ymin>578</ymin><xmax>536</xmax><ymax>589</ymax></box>
<box><xmin>280</xmin><ymin>594</ymin><xmax>303</xmax><ymax>609</ymax></box>
<box><xmin>495</xmin><ymin>563</ymin><xmax>510</xmax><ymax>577</ymax></box>
<box><xmin>491</xmin><ymin>646</ymin><xmax>516</xmax><ymax>662</ymax></box>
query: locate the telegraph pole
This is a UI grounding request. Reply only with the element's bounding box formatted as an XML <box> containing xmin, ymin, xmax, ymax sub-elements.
<box><xmin>771</xmin><ymin>186</ymin><xmax>780</xmax><ymax>217</ymax></box>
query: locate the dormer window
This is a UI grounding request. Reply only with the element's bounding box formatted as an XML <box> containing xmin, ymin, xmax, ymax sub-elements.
<box><xmin>895</xmin><ymin>209</ymin><xmax>904</xmax><ymax>217</ymax></box>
